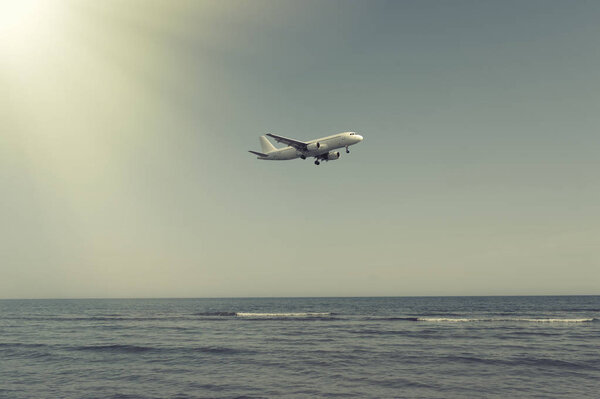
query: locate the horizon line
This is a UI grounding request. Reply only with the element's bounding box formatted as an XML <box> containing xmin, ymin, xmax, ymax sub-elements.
<box><xmin>1</xmin><ymin>294</ymin><xmax>599</xmax><ymax>301</ymax></box>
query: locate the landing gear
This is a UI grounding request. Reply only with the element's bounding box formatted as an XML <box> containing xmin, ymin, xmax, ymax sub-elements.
<box><xmin>314</xmin><ymin>160</ymin><xmax>320</xmax><ymax>165</ymax></box>
<box><xmin>345</xmin><ymin>146</ymin><xmax>350</xmax><ymax>154</ymax></box>
<box><xmin>300</xmin><ymin>155</ymin><xmax>306</xmax><ymax>160</ymax></box>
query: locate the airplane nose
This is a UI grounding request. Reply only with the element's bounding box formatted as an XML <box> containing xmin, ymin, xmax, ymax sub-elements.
<box><xmin>357</xmin><ymin>135</ymin><xmax>363</xmax><ymax>141</ymax></box>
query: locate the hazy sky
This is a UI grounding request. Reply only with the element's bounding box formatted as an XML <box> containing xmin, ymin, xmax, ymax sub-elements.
<box><xmin>1</xmin><ymin>0</ymin><xmax>599</xmax><ymax>298</ymax></box>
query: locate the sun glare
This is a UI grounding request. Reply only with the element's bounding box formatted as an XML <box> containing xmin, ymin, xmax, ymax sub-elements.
<box><xmin>0</xmin><ymin>0</ymin><xmax>42</xmax><ymax>31</ymax></box>
<box><xmin>0</xmin><ymin>0</ymin><xmax>56</xmax><ymax>50</ymax></box>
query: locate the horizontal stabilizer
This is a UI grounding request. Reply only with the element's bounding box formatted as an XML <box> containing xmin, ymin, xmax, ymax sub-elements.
<box><xmin>249</xmin><ymin>150</ymin><xmax>268</xmax><ymax>157</ymax></box>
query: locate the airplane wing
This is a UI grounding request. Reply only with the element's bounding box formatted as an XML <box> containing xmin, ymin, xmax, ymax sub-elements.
<box><xmin>266</xmin><ymin>133</ymin><xmax>308</xmax><ymax>151</ymax></box>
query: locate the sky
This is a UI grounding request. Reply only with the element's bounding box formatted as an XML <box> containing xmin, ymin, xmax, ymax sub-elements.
<box><xmin>1</xmin><ymin>0</ymin><xmax>599</xmax><ymax>298</ymax></box>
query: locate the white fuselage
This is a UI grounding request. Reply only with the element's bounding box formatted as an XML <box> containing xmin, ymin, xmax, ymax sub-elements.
<box><xmin>260</xmin><ymin>132</ymin><xmax>363</xmax><ymax>160</ymax></box>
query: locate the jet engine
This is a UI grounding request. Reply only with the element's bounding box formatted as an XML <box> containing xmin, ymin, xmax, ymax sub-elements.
<box><xmin>307</xmin><ymin>142</ymin><xmax>328</xmax><ymax>151</ymax></box>
<box><xmin>326</xmin><ymin>151</ymin><xmax>340</xmax><ymax>160</ymax></box>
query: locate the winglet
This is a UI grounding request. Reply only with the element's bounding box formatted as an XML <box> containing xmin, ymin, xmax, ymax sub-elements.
<box><xmin>249</xmin><ymin>150</ymin><xmax>268</xmax><ymax>157</ymax></box>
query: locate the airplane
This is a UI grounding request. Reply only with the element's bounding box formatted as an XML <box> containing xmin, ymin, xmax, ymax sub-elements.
<box><xmin>248</xmin><ymin>132</ymin><xmax>364</xmax><ymax>165</ymax></box>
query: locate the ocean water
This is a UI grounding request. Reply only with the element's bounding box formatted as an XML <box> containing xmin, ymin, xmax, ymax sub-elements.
<box><xmin>1</xmin><ymin>296</ymin><xmax>599</xmax><ymax>398</ymax></box>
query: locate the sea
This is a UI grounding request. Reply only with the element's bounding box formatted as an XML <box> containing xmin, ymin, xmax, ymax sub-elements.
<box><xmin>1</xmin><ymin>296</ymin><xmax>599</xmax><ymax>398</ymax></box>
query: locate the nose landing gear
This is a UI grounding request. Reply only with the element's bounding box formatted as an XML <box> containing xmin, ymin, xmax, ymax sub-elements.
<box><xmin>345</xmin><ymin>146</ymin><xmax>350</xmax><ymax>154</ymax></box>
<box><xmin>314</xmin><ymin>160</ymin><xmax>320</xmax><ymax>165</ymax></box>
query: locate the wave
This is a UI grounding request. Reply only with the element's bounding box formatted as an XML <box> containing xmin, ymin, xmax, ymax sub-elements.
<box><xmin>2</xmin><ymin>316</ymin><xmax>187</xmax><ymax>322</ymax></box>
<box><xmin>235</xmin><ymin>312</ymin><xmax>332</xmax><ymax>318</ymax></box>
<box><xmin>370</xmin><ymin>317</ymin><xmax>420</xmax><ymax>322</ymax></box>
<box><xmin>190</xmin><ymin>346</ymin><xmax>250</xmax><ymax>355</ymax></box>
<box><xmin>418</xmin><ymin>317</ymin><xmax>596</xmax><ymax>323</ymax></box>
<box><xmin>6</xmin><ymin>314</ymin><xmax>594</xmax><ymax>323</ymax></box>
<box><xmin>4</xmin><ymin>311</ymin><xmax>335</xmax><ymax>322</ymax></box>
<box><xmin>191</xmin><ymin>311</ymin><xmax>334</xmax><ymax>318</ymax></box>
<box><xmin>68</xmin><ymin>344</ymin><xmax>250</xmax><ymax>356</ymax></box>
<box><xmin>0</xmin><ymin>342</ymin><xmax>47</xmax><ymax>348</ymax></box>
<box><xmin>193</xmin><ymin>312</ymin><xmax>237</xmax><ymax>316</ymax></box>
<box><xmin>71</xmin><ymin>344</ymin><xmax>153</xmax><ymax>353</ymax></box>
<box><xmin>361</xmin><ymin>316</ymin><xmax>596</xmax><ymax>323</ymax></box>
<box><xmin>363</xmin><ymin>316</ymin><xmax>597</xmax><ymax>323</ymax></box>
<box><xmin>442</xmin><ymin>355</ymin><xmax>596</xmax><ymax>370</ymax></box>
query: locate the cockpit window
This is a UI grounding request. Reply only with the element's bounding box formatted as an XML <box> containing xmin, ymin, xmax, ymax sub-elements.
<box><xmin>350</xmin><ymin>133</ymin><xmax>354</xmax><ymax>135</ymax></box>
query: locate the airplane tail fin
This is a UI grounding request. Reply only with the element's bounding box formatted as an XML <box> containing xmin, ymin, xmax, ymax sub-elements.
<box><xmin>260</xmin><ymin>135</ymin><xmax>277</xmax><ymax>153</ymax></box>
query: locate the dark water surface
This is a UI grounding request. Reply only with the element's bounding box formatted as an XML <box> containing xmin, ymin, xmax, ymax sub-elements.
<box><xmin>1</xmin><ymin>296</ymin><xmax>599</xmax><ymax>398</ymax></box>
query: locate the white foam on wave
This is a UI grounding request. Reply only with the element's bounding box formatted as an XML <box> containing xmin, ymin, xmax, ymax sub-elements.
<box><xmin>419</xmin><ymin>317</ymin><xmax>594</xmax><ymax>323</ymax></box>
<box><xmin>235</xmin><ymin>312</ymin><xmax>331</xmax><ymax>317</ymax></box>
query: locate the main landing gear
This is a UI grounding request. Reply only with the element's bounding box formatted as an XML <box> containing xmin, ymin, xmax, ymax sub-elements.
<box><xmin>345</xmin><ymin>145</ymin><xmax>350</xmax><ymax>154</ymax></box>
<box><xmin>300</xmin><ymin>155</ymin><xmax>306</xmax><ymax>160</ymax></box>
<box><xmin>314</xmin><ymin>160</ymin><xmax>320</xmax><ymax>165</ymax></box>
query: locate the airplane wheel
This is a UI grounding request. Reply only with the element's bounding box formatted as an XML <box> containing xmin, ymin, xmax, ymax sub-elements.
<box><xmin>314</xmin><ymin>160</ymin><xmax>320</xmax><ymax>165</ymax></box>
<box><xmin>346</xmin><ymin>149</ymin><xmax>350</xmax><ymax>154</ymax></box>
<box><xmin>300</xmin><ymin>155</ymin><xmax>306</xmax><ymax>160</ymax></box>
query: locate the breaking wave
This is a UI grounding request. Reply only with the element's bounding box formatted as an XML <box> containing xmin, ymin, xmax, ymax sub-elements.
<box><xmin>190</xmin><ymin>313</ymin><xmax>596</xmax><ymax>323</ymax></box>
<box><xmin>191</xmin><ymin>312</ymin><xmax>333</xmax><ymax>318</ymax></box>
